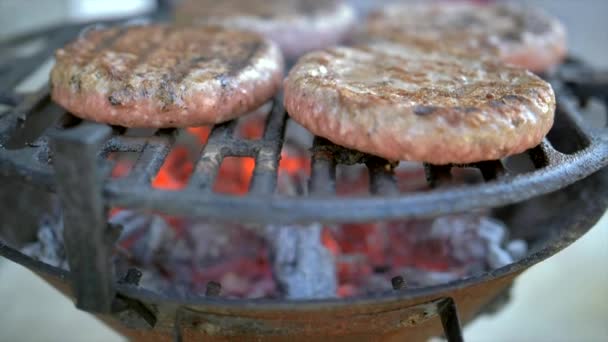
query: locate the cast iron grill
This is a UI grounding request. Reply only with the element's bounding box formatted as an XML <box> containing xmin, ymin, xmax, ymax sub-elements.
<box><xmin>1</xmin><ymin>89</ymin><xmax>607</xmax><ymax>223</ymax></box>
<box><xmin>1</xmin><ymin>7</ymin><xmax>608</xmax><ymax>342</ymax></box>
<box><xmin>2</xmin><ymin>83</ymin><xmax>608</xmax><ymax>223</ymax></box>
<box><xmin>1</xmin><ymin>9</ymin><xmax>607</xmax><ymax>225</ymax></box>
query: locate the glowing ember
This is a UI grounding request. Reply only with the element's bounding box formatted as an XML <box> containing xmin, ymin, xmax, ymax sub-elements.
<box><xmin>280</xmin><ymin>152</ymin><xmax>310</xmax><ymax>176</ymax></box>
<box><xmin>214</xmin><ymin>157</ymin><xmax>255</xmax><ymax>195</ymax></box>
<box><xmin>238</xmin><ymin>114</ymin><xmax>265</xmax><ymax>140</ymax></box>
<box><xmin>186</xmin><ymin>126</ymin><xmax>211</xmax><ymax>144</ymax></box>
<box><xmin>153</xmin><ymin>147</ymin><xmax>193</xmax><ymax>190</ymax></box>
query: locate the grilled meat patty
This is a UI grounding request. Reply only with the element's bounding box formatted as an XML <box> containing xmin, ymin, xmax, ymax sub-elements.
<box><xmin>174</xmin><ymin>0</ymin><xmax>356</xmax><ymax>60</ymax></box>
<box><xmin>357</xmin><ymin>2</ymin><xmax>566</xmax><ymax>73</ymax></box>
<box><xmin>284</xmin><ymin>43</ymin><xmax>556</xmax><ymax>164</ymax></box>
<box><xmin>51</xmin><ymin>25</ymin><xmax>284</xmax><ymax>128</ymax></box>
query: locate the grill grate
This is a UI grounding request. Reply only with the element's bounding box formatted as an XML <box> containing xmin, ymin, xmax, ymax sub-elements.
<box><xmin>2</xmin><ymin>15</ymin><xmax>607</xmax><ymax>224</ymax></box>
<box><xmin>1</xmin><ymin>87</ymin><xmax>607</xmax><ymax>224</ymax></box>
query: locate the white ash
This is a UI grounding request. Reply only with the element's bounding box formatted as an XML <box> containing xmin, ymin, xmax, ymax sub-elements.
<box><xmin>428</xmin><ymin>214</ymin><xmax>527</xmax><ymax>270</ymax></box>
<box><xmin>270</xmin><ymin>156</ymin><xmax>338</xmax><ymax>299</ymax></box>
<box><xmin>110</xmin><ymin>210</ymin><xmax>176</xmax><ymax>266</ymax></box>
<box><xmin>21</xmin><ymin>210</ymin><xmax>69</xmax><ymax>270</ymax></box>
<box><xmin>487</xmin><ymin>243</ymin><xmax>516</xmax><ymax>269</ymax></box>
<box><xmin>396</xmin><ymin>268</ymin><xmax>466</xmax><ymax>287</ymax></box>
<box><xmin>265</xmin><ymin>223</ymin><xmax>337</xmax><ymax>299</ymax></box>
<box><xmin>21</xmin><ymin>207</ymin><xmax>528</xmax><ymax>299</ymax></box>
<box><xmin>506</xmin><ymin>240</ymin><xmax>528</xmax><ymax>260</ymax></box>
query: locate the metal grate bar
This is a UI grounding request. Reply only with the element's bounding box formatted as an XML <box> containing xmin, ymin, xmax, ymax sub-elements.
<box><xmin>366</xmin><ymin>157</ymin><xmax>399</xmax><ymax>196</ymax></box>
<box><xmin>475</xmin><ymin>160</ymin><xmax>506</xmax><ymax>181</ymax></box>
<box><xmin>557</xmin><ymin>95</ymin><xmax>597</xmax><ymax>141</ymax></box>
<box><xmin>0</xmin><ymin>146</ymin><xmax>54</xmax><ymax>191</ymax></box>
<box><xmin>1</xmin><ymin>45</ymin><xmax>607</xmax><ymax>224</ymax></box>
<box><xmin>424</xmin><ymin>164</ymin><xmax>453</xmax><ymax>188</ymax></box>
<box><xmin>118</xmin><ymin>131</ymin><xmax>176</xmax><ymax>186</ymax></box>
<box><xmin>50</xmin><ymin>122</ymin><xmax>115</xmax><ymax>313</ymax></box>
<box><xmin>308</xmin><ymin>138</ymin><xmax>337</xmax><ymax>196</ymax></box>
<box><xmin>528</xmin><ymin>138</ymin><xmax>563</xmax><ymax>169</ymax></box>
<box><xmin>187</xmin><ymin>120</ymin><xmax>238</xmax><ymax>192</ymax></box>
<box><xmin>221</xmin><ymin>139</ymin><xmax>260</xmax><ymax>157</ymax></box>
<box><xmin>0</xmin><ymin>86</ymin><xmax>50</xmax><ymax>144</ymax></box>
<box><xmin>103</xmin><ymin>136</ymin><xmax>149</xmax><ymax>154</ymax></box>
<box><xmin>208</xmin><ymin>119</ymin><xmax>238</xmax><ymax>142</ymax></box>
<box><xmin>249</xmin><ymin>101</ymin><xmax>287</xmax><ymax>195</ymax></box>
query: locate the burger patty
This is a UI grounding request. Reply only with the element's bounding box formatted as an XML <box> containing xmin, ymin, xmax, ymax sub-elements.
<box><xmin>284</xmin><ymin>43</ymin><xmax>556</xmax><ymax>165</ymax></box>
<box><xmin>357</xmin><ymin>2</ymin><xmax>566</xmax><ymax>73</ymax></box>
<box><xmin>174</xmin><ymin>0</ymin><xmax>356</xmax><ymax>60</ymax></box>
<box><xmin>50</xmin><ymin>25</ymin><xmax>284</xmax><ymax>128</ymax></box>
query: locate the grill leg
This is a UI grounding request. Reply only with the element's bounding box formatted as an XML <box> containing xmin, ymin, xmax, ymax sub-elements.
<box><xmin>51</xmin><ymin>122</ymin><xmax>114</xmax><ymax>313</ymax></box>
<box><xmin>438</xmin><ymin>298</ymin><xmax>464</xmax><ymax>342</ymax></box>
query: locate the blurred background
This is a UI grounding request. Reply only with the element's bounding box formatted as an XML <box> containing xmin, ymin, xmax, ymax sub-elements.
<box><xmin>0</xmin><ymin>0</ymin><xmax>606</xmax><ymax>341</ymax></box>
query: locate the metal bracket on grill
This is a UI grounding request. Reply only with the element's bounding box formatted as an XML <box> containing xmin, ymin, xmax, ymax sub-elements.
<box><xmin>392</xmin><ymin>276</ymin><xmax>464</xmax><ymax>342</ymax></box>
<box><xmin>50</xmin><ymin>122</ymin><xmax>115</xmax><ymax>313</ymax></box>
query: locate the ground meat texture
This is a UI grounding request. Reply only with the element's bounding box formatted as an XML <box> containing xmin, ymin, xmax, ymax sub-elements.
<box><xmin>174</xmin><ymin>0</ymin><xmax>356</xmax><ymax>60</ymax></box>
<box><xmin>356</xmin><ymin>2</ymin><xmax>567</xmax><ymax>73</ymax></box>
<box><xmin>284</xmin><ymin>43</ymin><xmax>556</xmax><ymax>164</ymax></box>
<box><xmin>50</xmin><ymin>25</ymin><xmax>284</xmax><ymax>128</ymax></box>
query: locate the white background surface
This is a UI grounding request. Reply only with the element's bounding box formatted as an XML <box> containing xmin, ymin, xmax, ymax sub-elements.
<box><xmin>0</xmin><ymin>1</ymin><xmax>607</xmax><ymax>341</ymax></box>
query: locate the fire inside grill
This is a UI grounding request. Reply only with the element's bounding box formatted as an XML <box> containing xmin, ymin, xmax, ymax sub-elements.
<box><xmin>22</xmin><ymin>110</ymin><xmax>527</xmax><ymax>300</ymax></box>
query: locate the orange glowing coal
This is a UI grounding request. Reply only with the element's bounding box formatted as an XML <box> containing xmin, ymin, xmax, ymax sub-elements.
<box><xmin>213</xmin><ymin>157</ymin><xmax>256</xmax><ymax>195</ymax></box>
<box><xmin>186</xmin><ymin>126</ymin><xmax>211</xmax><ymax>144</ymax></box>
<box><xmin>109</xmin><ymin>115</ymin><xmax>310</xmax><ymax>196</ymax></box>
<box><xmin>152</xmin><ymin>147</ymin><xmax>194</xmax><ymax>190</ymax></box>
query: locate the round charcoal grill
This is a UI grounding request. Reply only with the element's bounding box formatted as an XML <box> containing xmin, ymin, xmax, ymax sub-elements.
<box><xmin>1</xmin><ymin>7</ymin><xmax>608</xmax><ymax>342</ymax></box>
